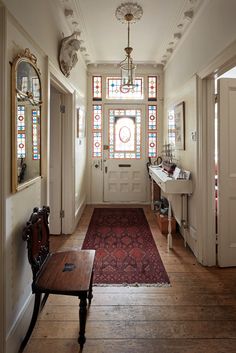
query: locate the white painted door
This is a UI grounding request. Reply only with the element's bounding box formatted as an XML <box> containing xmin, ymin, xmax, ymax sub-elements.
<box><xmin>103</xmin><ymin>105</ymin><xmax>148</xmax><ymax>202</ymax></box>
<box><xmin>218</xmin><ymin>78</ymin><xmax>236</xmax><ymax>266</ymax></box>
<box><xmin>49</xmin><ymin>86</ymin><xmax>62</xmax><ymax>234</ymax></box>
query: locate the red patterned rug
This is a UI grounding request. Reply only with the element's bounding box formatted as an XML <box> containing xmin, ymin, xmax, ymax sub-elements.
<box><xmin>82</xmin><ymin>208</ymin><xmax>170</xmax><ymax>286</ymax></box>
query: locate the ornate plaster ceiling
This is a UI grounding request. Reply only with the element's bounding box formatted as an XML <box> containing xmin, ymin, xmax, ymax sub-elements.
<box><xmin>60</xmin><ymin>0</ymin><xmax>204</xmax><ymax>67</ymax></box>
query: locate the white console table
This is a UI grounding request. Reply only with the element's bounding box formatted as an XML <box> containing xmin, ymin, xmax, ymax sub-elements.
<box><xmin>149</xmin><ymin>166</ymin><xmax>193</xmax><ymax>250</ymax></box>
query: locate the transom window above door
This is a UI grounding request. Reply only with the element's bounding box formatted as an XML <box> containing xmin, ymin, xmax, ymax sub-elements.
<box><xmin>106</xmin><ymin>78</ymin><xmax>143</xmax><ymax>99</ymax></box>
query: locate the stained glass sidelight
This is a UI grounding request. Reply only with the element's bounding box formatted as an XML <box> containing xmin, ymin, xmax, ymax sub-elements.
<box><xmin>148</xmin><ymin>132</ymin><xmax>157</xmax><ymax>157</ymax></box>
<box><xmin>92</xmin><ymin>132</ymin><xmax>102</xmax><ymax>157</ymax></box>
<box><xmin>147</xmin><ymin>105</ymin><xmax>157</xmax><ymax>158</ymax></box>
<box><xmin>148</xmin><ymin>76</ymin><xmax>157</xmax><ymax>101</ymax></box>
<box><xmin>92</xmin><ymin>76</ymin><xmax>102</xmax><ymax>100</ymax></box>
<box><xmin>148</xmin><ymin>105</ymin><xmax>157</xmax><ymax>130</ymax></box>
<box><xmin>32</xmin><ymin>109</ymin><xmax>40</xmax><ymax>160</ymax></box>
<box><xmin>93</xmin><ymin>105</ymin><xmax>102</xmax><ymax>130</ymax></box>
<box><xmin>109</xmin><ymin>109</ymin><xmax>141</xmax><ymax>159</ymax></box>
<box><xmin>168</xmin><ymin>109</ymin><xmax>175</xmax><ymax>145</ymax></box>
<box><xmin>92</xmin><ymin>105</ymin><xmax>102</xmax><ymax>158</ymax></box>
<box><xmin>107</xmin><ymin>78</ymin><xmax>143</xmax><ymax>99</ymax></box>
<box><xmin>17</xmin><ymin>105</ymin><xmax>26</xmax><ymax>158</ymax></box>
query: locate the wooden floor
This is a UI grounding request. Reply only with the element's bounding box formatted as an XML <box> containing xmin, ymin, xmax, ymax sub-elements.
<box><xmin>24</xmin><ymin>205</ymin><xmax>236</xmax><ymax>353</ymax></box>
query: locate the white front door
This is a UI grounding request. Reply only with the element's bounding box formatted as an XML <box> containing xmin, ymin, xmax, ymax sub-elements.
<box><xmin>218</xmin><ymin>78</ymin><xmax>236</xmax><ymax>266</ymax></box>
<box><xmin>103</xmin><ymin>105</ymin><xmax>148</xmax><ymax>202</ymax></box>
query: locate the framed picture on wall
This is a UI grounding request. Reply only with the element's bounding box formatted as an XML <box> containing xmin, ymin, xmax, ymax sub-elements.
<box><xmin>174</xmin><ymin>101</ymin><xmax>185</xmax><ymax>150</ymax></box>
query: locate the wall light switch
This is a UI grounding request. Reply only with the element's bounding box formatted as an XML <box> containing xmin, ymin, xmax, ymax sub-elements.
<box><xmin>191</xmin><ymin>131</ymin><xmax>197</xmax><ymax>141</ymax></box>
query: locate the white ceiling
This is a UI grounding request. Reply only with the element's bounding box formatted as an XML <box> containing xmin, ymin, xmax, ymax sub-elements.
<box><xmin>63</xmin><ymin>0</ymin><xmax>204</xmax><ymax>66</ymax></box>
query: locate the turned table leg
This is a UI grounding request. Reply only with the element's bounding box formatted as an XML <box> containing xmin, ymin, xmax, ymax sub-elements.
<box><xmin>78</xmin><ymin>294</ymin><xmax>87</xmax><ymax>349</ymax></box>
<box><xmin>88</xmin><ymin>269</ymin><xmax>94</xmax><ymax>306</ymax></box>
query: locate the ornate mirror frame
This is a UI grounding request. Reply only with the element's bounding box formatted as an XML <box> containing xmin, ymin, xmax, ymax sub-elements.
<box><xmin>11</xmin><ymin>48</ymin><xmax>42</xmax><ymax>192</ymax></box>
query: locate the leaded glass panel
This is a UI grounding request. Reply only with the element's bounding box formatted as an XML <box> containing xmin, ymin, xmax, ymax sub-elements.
<box><xmin>109</xmin><ymin>109</ymin><xmax>141</xmax><ymax>159</ymax></box>
<box><xmin>107</xmin><ymin>78</ymin><xmax>143</xmax><ymax>99</ymax></box>
<box><xmin>148</xmin><ymin>76</ymin><xmax>157</xmax><ymax>101</ymax></box>
<box><xmin>92</xmin><ymin>132</ymin><xmax>102</xmax><ymax>157</ymax></box>
<box><xmin>93</xmin><ymin>76</ymin><xmax>102</xmax><ymax>100</ymax></box>
<box><xmin>93</xmin><ymin>105</ymin><xmax>102</xmax><ymax>130</ymax></box>
<box><xmin>148</xmin><ymin>105</ymin><xmax>157</xmax><ymax>130</ymax></box>
<box><xmin>148</xmin><ymin>132</ymin><xmax>157</xmax><ymax>158</ymax></box>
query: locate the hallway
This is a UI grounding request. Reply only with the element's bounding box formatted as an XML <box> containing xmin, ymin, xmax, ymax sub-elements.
<box><xmin>24</xmin><ymin>206</ymin><xmax>236</xmax><ymax>353</ymax></box>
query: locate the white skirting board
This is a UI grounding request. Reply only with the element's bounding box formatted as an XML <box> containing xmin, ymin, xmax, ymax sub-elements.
<box><xmin>6</xmin><ymin>293</ymin><xmax>34</xmax><ymax>353</ymax></box>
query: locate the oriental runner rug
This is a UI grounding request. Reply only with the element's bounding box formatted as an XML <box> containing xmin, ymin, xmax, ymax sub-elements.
<box><xmin>82</xmin><ymin>208</ymin><xmax>170</xmax><ymax>286</ymax></box>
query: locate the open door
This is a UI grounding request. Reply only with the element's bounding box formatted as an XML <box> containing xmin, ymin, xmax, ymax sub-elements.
<box><xmin>217</xmin><ymin>78</ymin><xmax>236</xmax><ymax>266</ymax></box>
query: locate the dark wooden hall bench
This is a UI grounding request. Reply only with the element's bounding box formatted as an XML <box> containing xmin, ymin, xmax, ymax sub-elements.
<box><xmin>19</xmin><ymin>206</ymin><xmax>95</xmax><ymax>352</ymax></box>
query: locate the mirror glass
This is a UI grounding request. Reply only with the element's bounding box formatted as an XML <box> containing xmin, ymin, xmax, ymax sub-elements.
<box><xmin>12</xmin><ymin>48</ymin><xmax>42</xmax><ymax>192</ymax></box>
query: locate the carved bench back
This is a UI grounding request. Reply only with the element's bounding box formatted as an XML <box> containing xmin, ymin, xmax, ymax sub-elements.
<box><xmin>23</xmin><ymin>206</ymin><xmax>50</xmax><ymax>279</ymax></box>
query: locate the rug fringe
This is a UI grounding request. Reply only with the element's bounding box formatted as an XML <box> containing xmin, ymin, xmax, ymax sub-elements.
<box><xmin>93</xmin><ymin>282</ymin><xmax>171</xmax><ymax>287</ymax></box>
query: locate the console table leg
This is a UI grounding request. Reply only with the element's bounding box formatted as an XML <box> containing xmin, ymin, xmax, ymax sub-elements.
<box><xmin>151</xmin><ymin>179</ymin><xmax>154</xmax><ymax>211</ymax></box>
<box><xmin>167</xmin><ymin>196</ymin><xmax>173</xmax><ymax>250</ymax></box>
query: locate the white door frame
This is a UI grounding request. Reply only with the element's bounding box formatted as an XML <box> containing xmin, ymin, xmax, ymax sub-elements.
<box><xmin>0</xmin><ymin>5</ymin><xmax>6</xmax><ymax>353</ymax></box>
<box><xmin>49</xmin><ymin>84</ymin><xmax>63</xmax><ymax>234</ymax></box>
<box><xmin>196</xmin><ymin>76</ymin><xmax>216</xmax><ymax>265</ymax></box>
<box><xmin>197</xmin><ymin>41</ymin><xmax>236</xmax><ymax>265</ymax></box>
<box><xmin>47</xmin><ymin>61</ymin><xmax>76</xmax><ymax>234</ymax></box>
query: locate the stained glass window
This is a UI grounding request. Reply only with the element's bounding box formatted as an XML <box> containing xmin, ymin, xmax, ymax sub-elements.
<box><xmin>92</xmin><ymin>76</ymin><xmax>102</xmax><ymax>100</ymax></box>
<box><xmin>147</xmin><ymin>105</ymin><xmax>157</xmax><ymax>158</ymax></box>
<box><xmin>148</xmin><ymin>76</ymin><xmax>157</xmax><ymax>101</ymax></box>
<box><xmin>17</xmin><ymin>105</ymin><xmax>26</xmax><ymax>158</ymax></box>
<box><xmin>93</xmin><ymin>105</ymin><xmax>102</xmax><ymax>130</ymax></box>
<box><xmin>148</xmin><ymin>105</ymin><xmax>157</xmax><ymax>130</ymax></box>
<box><xmin>108</xmin><ymin>109</ymin><xmax>141</xmax><ymax>159</ymax></box>
<box><xmin>92</xmin><ymin>105</ymin><xmax>102</xmax><ymax>158</ymax></box>
<box><xmin>32</xmin><ymin>109</ymin><xmax>40</xmax><ymax>160</ymax></box>
<box><xmin>148</xmin><ymin>133</ymin><xmax>157</xmax><ymax>157</ymax></box>
<box><xmin>168</xmin><ymin>109</ymin><xmax>175</xmax><ymax>145</ymax></box>
<box><xmin>92</xmin><ymin>132</ymin><xmax>102</xmax><ymax>157</ymax></box>
<box><xmin>107</xmin><ymin>78</ymin><xmax>143</xmax><ymax>99</ymax></box>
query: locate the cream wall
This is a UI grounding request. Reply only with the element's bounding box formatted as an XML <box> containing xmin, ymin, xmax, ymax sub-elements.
<box><xmin>165</xmin><ymin>0</ymin><xmax>236</xmax><ymax>94</ymax></box>
<box><xmin>164</xmin><ymin>0</ymin><xmax>236</xmax><ymax>258</ymax></box>
<box><xmin>2</xmin><ymin>1</ymin><xmax>88</xmax><ymax>352</ymax></box>
<box><xmin>163</xmin><ymin>76</ymin><xmax>197</xmax><ymax>254</ymax></box>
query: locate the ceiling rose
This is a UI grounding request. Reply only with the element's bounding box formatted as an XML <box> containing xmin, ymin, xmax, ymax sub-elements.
<box><xmin>115</xmin><ymin>2</ymin><xmax>143</xmax><ymax>24</ymax></box>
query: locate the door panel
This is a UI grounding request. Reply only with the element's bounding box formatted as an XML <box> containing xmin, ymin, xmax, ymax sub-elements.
<box><xmin>103</xmin><ymin>105</ymin><xmax>147</xmax><ymax>202</ymax></box>
<box><xmin>218</xmin><ymin>78</ymin><xmax>236</xmax><ymax>266</ymax></box>
<box><xmin>49</xmin><ymin>87</ymin><xmax>62</xmax><ymax>234</ymax></box>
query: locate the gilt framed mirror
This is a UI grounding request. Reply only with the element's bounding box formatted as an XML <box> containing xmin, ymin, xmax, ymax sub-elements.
<box><xmin>11</xmin><ymin>48</ymin><xmax>42</xmax><ymax>192</ymax></box>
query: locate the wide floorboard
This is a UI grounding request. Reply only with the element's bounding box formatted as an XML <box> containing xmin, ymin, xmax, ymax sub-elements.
<box><xmin>24</xmin><ymin>206</ymin><xmax>236</xmax><ymax>353</ymax></box>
